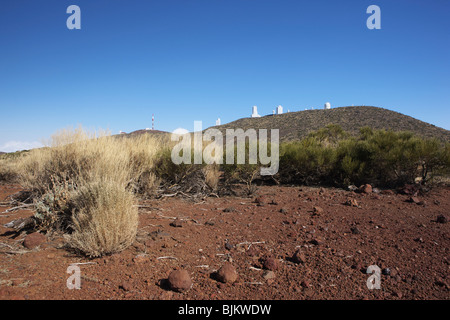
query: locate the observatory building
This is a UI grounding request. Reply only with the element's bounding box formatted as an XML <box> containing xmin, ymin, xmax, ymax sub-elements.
<box><xmin>324</xmin><ymin>102</ymin><xmax>331</xmax><ymax>109</ymax></box>
<box><xmin>251</xmin><ymin>106</ymin><xmax>261</xmax><ymax>118</ymax></box>
<box><xmin>276</xmin><ymin>105</ymin><xmax>283</xmax><ymax>115</ymax></box>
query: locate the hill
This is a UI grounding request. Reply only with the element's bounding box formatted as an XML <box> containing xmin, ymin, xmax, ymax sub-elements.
<box><xmin>210</xmin><ymin>106</ymin><xmax>450</xmax><ymax>142</ymax></box>
<box><xmin>126</xmin><ymin>129</ymin><xmax>170</xmax><ymax>138</ymax></box>
<box><xmin>115</xmin><ymin>129</ymin><xmax>171</xmax><ymax>141</ymax></box>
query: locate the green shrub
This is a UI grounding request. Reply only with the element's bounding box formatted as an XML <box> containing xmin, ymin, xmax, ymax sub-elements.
<box><xmin>279</xmin><ymin>137</ymin><xmax>338</xmax><ymax>185</ymax></box>
<box><xmin>277</xmin><ymin>125</ymin><xmax>450</xmax><ymax>187</ymax></box>
<box><xmin>307</xmin><ymin>124</ymin><xmax>349</xmax><ymax>146</ymax></box>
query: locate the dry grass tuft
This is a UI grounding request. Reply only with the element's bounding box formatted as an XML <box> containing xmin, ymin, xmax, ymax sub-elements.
<box><xmin>14</xmin><ymin>126</ymin><xmax>164</xmax><ymax>256</ymax></box>
<box><xmin>17</xmin><ymin>126</ymin><xmax>163</xmax><ymax>195</ymax></box>
<box><xmin>0</xmin><ymin>160</ymin><xmax>16</xmax><ymax>183</ymax></box>
<box><xmin>65</xmin><ymin>180</ymin><xmax>138</xmax><ymax>257</ymax></box>
<box><xmin>0</xmin><ymin>152</ymin><xmax>24</xmax><ymax>183</ymax></box>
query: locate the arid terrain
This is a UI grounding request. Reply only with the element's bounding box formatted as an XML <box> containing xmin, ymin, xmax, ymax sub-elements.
<box><xmin>0</xmin><ymin>183</ymin><xmax>448</xmax><ymax>300</ymax></box>
<box><xmin>212</xmin><ymin>106</ymin><xmax>450</xmax><ymax>142</ymax></box>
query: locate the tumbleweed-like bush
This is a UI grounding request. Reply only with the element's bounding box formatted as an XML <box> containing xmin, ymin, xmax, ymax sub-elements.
<box><xmin>65</xmin><ymin>180</ymin><xmax>138</xmax><ymax>257</ymax></box>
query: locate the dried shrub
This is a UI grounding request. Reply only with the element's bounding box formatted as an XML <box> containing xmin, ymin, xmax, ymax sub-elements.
<box><xmin>0</xmin><ymin>152</ymin><xmax>24</xmax><ymax>183</ymax></box>
<box><xmin>0</xmin><ymin>161</ymin><xmax>17</xmax><ymax>183</ymax></box>
<box><xmin>14</xmin><ymin>127</ymin><xmax>163</xmax><ymax>256</ymax></box>
<box><xmin>203</xmin><ymin>164</ymin><xmax>220</xmax><ymax>191</ymax></box>
<box><xmin>33</xmin><ymin>176</ymin><xmax>73</xmax><ymax>233</ymax></box>
<box><xmin>65</xmin><ymin>180</ymin><xmax>138</xmax><ymax>257</ymax></box>
<box><xmin>222</xmin><ymin>142</ymin><xmax>261</xmax><ymax>196</ymax></box>
<box><xmin>17</xmin><ymin>127</ymin><xmax>163</xmax><ymax>197</ymax></box>
<box><xmin>154</xmin><ymin>145</ymin><xmax>220</xmax><ymax>196</ymax></box>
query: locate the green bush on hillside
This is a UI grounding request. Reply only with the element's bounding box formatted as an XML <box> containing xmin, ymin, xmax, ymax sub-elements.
<box><xmin>278</xmin><ymin>125</ymin><xmax>450</xmax><ymax>187</ymax></box>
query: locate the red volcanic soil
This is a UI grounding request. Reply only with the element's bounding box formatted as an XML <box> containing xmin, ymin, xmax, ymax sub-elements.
<box><xmin>0</xmin><ymin>184</ymin><xmax>448</xmax><ymax>300</ymax></box>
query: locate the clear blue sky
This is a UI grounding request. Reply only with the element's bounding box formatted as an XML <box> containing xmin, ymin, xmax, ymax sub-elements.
<box><xmin>1</xmin><ymin>0</ymin><xmax>449</xmax><ymax>152</ymax></box>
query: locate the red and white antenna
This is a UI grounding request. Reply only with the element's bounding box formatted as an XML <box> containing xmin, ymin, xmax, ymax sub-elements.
<box><xmin>152</xmin><ymin>114</ymin><xmax>154</xmax><ymax>130</ymax></box>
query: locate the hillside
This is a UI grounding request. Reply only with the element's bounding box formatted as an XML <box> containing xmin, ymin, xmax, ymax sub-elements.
<box><xmin>115</xmin><ymin>129</ymin><xmax>171</xmax><ymax>141</ymax></box>
<box><xmin>210</xmin><ymin>106</ymin><xmax>450</xmax><ymax>142</ymax></box>
<box><xmin>127</xmin><ymin>129</ymin><xmax>171</xmax><ymax>139</ymax></box>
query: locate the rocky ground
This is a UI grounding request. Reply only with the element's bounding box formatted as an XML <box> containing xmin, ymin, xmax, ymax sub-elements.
<box><xmin>0</xmin><ymin>183</ymin><xmax>448</xmax><ymax>300</ymax></box>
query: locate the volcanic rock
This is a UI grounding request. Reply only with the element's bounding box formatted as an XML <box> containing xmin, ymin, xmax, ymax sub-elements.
<box><xmin>312</xmin><ymin>206</ymin><xmax>323</xmax><ymax>215</ymax></box>
<box><xmin>436</xmin><ymin>215</ymin><xmax>447</xmax><ymax>224</ymax></box>
<box><xmin>119</xmin><ymin>281</ymin><xmax>132</xmax><ymax>292</ymax></box>
<box><xmin>382</xmin><ymin>268</ymin><xmax>391</xmax><ymax>276</ymax></box>
<box><xmin>399</xmin><ymin>184</ymin><xmax>419</xmax><ymax>196</ymax></box>
<box><xmin>263</xmin><ymin>257</ymin><xmax>278</xmax><ymax>271</ymax></box>
<box><xmin>358</xmin><ymin>184</ymin><xmax>372</xmax><ymax>194</ymax></box>
<box><xmin>168</xmin><ymin>269</ymin><xmax>192</xmax><ymax>292</ymax></box>
<box><xmin>344</xmin><ymin>199</ymin><xmax>359</xmax><ymax>207</ymax></box>
<box><xmin>216</xmin><ymin>263</ymin><xmax>238</xmax><ymax>284</ymax></box>
<box><xmin>225</xmin><ymin>242</ymin><xmax>233</xmax><ymax>250</ymax></box>
<box><xmin>309</xmin><ymin>238</ymin><xmax>322</xmax><ymax>246</ymax></box>
<box><xmin>262</xmin><ymin>257</ymin><xmax>279</xmax><ymax>271</ymax></box>
<box><xmin>300</xmin><ymin>280</ymin><xmax>310</xmax><ymax>288</ymax></box>
<box><xmin>291</xmin><ymin>250</ymin><xmax>306</xmax><ymax>264</ymax></box>
<box><xmin>407</xmin><ymin>197</ymin><xmax>421</xmax><ymax>204</ymax></box>
<box><xmin>170</xmin><ymin>219</ymin><xmax>183</xmax><ymax>228</ymax></box>
<box><xmin>263</xmin><ymin>270</ymin><xmax>275</xmax><ymax>280</ymax></box>
<box><xmin>23</xmin><ymin>232</ymin><xmax>46</xmax><ymax>249</ymax></box>
<box><xmin>133</xmin><ymin>254</ymin><xmax>149</xmax><ymax>264</ymax></box>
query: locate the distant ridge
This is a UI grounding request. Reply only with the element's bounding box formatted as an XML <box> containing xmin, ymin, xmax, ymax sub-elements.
<box><xmin>115</xmin><ymin>129</ymin><xmax>171</xmax><ymax>140</ymax></box>
<box><xmin>210</xmin><ymin>106</ymin><xmax>450</xmax><ymax>142</ymax></box>
<box><xmin>127</xmin><ymin>129</ymin><xmax>170</xmax><ymax>137</ymax></box>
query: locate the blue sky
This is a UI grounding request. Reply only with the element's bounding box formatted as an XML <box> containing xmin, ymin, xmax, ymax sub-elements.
<box><xmin>1</xmin><ymin>0</ymin><xmax>449</xmax><ymax>152</ymax></box>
